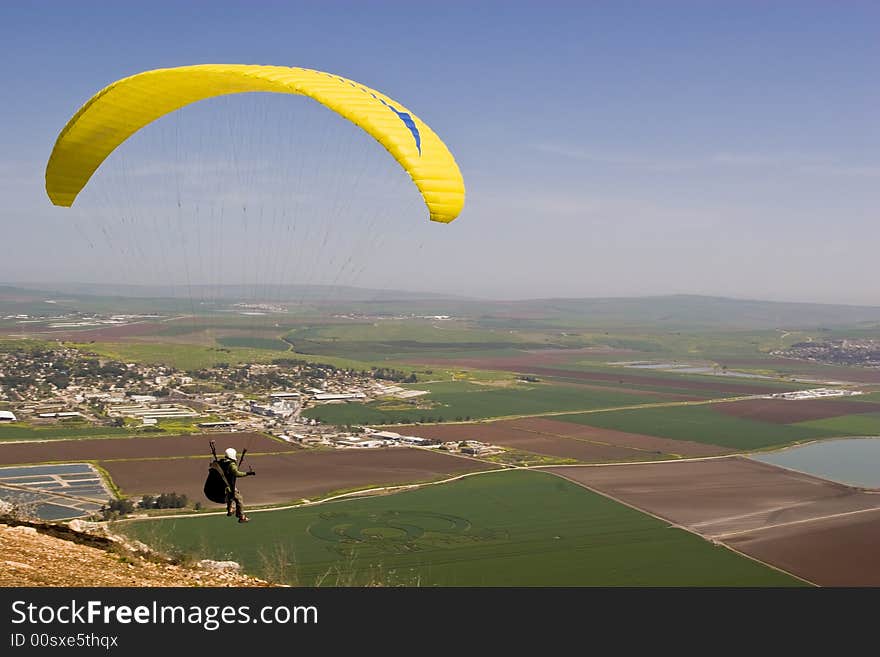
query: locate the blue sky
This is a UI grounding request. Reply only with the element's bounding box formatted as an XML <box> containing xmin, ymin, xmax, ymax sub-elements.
<box><xmin>1</xmin><ymin>2</ymin><xmax>879</xmax><ymax>303</ymax></box>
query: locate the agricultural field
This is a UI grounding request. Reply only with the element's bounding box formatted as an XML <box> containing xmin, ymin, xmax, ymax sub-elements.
<box><xmin>0</xmin><ymin>417</ymin><xmax>231</xmax><ymax>442</ymax></box>
<box><xmin>65</xmin><ymin>337</ymin><xmax>427</xmax><ymax>377</ymax></box>
<box><xmin>0</xmin><ymin>433</ymin><xmax>294</xmax><ymax>466</ymax></box>
<box><xmin>794</xmin><ymin>413</ymin><xmax>880</xmax><ymax>436</ymax></box>
<box><xmin>216</xmin><ymin>336</ymin><xmax>291</xmax><ymax>351</ymax></box>
<box><xmin>545</xmin><ymin>458</ymin><xmax>880</xmax><ymax>586</ymax></box>
<box><xmin>302</xmin><ymin>379</ymin><xmax>667</xmax><ymax>425</ymax></box>
<box><xmin>724</xmin><ymin>510</ymin><xmax>880</xmax><ymax>587</ymax></box>
<box><xmin>281</xmin><ymin>314</ymin><xmax>856</xmax><ymax>366</ymax></box>
<box><xmin>721</xmin><ymin>357</ymin><xmax>880</xmax><ymax>384</ymax></box>
<box><xmin>69</xmin><ymin>341</ymin><xmax>283</xmax><ymax>370</ymax></box>
<box><xmin>397</xmin><ymin>418</ymin><xmax>731</xmax><ymax>461</ymax></box>
<box><xmin>43</xmin><ymin>321</ymin><xmax>173</xmax><ymax>342</ymax></box>
<box><xmin>544</xmin><ymin>458</ymin><xmax>880</xmax><ymax>535</ymax></box>
<box><xmin>406</xmin><ymin>357</ymin><xmax>811</xmax><ymax>396</ymax></box>
<box><xmin>283</xmin><ymin>320</ymin><xmax>576</xmax><ymax>362</ymax></box>
<box><xmin>101</xmin><ymin>448</ymin><xmax>494</xmax><ymax>505</ymax></box>
<box><xmin>286</xmin><ymin>319</ymin><xmax>538</xmax><ymax>345</ymax></box>
<box><xmin>554</xmin><ymin>404</ymin><xmax>846</xmax><ymax>451</ymax></box>
<box><xmin>0</xmin><ymin>423</ymin><xmax>136</xmax><ymax>442</ymax></box>
<box><xmin>119</xmin><ymin>470</ymin><xmax>801</xmax><ymax>586</ymax></box>
<box><xmin>710</xmin><ymin>398</ymin><xmax>880</xmax><ymax>424</ymax></box>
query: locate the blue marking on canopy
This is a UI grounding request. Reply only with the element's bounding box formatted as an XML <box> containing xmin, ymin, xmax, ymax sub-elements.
<box><xmin>387</xmin><ymin>106</ymin><xmax>421</xmax><ymax>155</ymax></box>
<box><xmin>350</xmin><ymin>81</ymin><xmax>422</xmax><ymax>155</ymax></box>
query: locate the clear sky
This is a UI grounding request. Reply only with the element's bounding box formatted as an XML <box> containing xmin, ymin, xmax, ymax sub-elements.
<box><xmin>1</xmin><ymin>1</ymin><xmax>878</xmax><ymax>304</ymax></box>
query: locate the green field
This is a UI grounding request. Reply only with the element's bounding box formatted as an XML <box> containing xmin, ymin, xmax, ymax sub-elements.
<box><xmin>71</xmin><ymin>342</ymin><xmax>282</xmax><ymax>370</ymax></box>
<box><xmin>514</xmin><ymin>369</ymin><xmax>802</xmax><ymax>399</ymax></box>
<box><xmin>795</xmin><ymin>412</ymin><xmax>880</xmax><ymax>436</ymax></box>
<box><xmin>555</xmin><ymin>405</ymin><xmax>843</xmax><ymax>450</ymax></box>
<box><xmin>66</xmin><ymin>338</ymin><xmax>430</xmax><ymax>378</ymax></box>
<box><xmin>216</xmin><ymin>336</ymin><xmax>291</xmax><ymax>351</ymax></box>
<box><xmin>151</xmin><ymin>416</ymin><xmax>222</xmax><ymax>433</ymax></box>
<box><xmin>526</xmin><ymin>358</ymin><xmax>815</xmax><ymax>392</ymax></box>
<box><xmin>121</xmin><ymin>470</ymin><xmax>801</xmax><ymax>586</ymax></box>
<box><xmin>283</xmin><ymin>318</ymin><xmax>613</xmax><ymax>362</ymax></box>
<box><xmin>282</xmin><ymin>317</ymin><xmax>831</xmax><ymax>365</ymax></box>
<box><xmin>0</xmin><ymin>423</ymin><xmax>136</xmax><ymax>442</ymax></box>
<box><xmin>302</xmin><ymin>380</ymin><xmax>663</xmax><ymax>425</ymax></box>
<box><xmin>285</xmin><ymin>322</ymin><xmax>822</xmax><ymax>376</ymax></box>
<box><xmin>849</xmin><ymin>391</ymin><xmax>880</xmax><ymax>403</ymax></box>
<box><xmin>287</xmin><ymin>320</ymin><xmax>535</xmax><ymax>344</ymax></box>
<box><xmin>288</xmin><ymin>319</ymin><xmax>548</xmax><ymax>342</ymax></box>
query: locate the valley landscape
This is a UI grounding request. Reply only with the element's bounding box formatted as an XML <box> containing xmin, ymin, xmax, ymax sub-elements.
<box><xmin>3</xmin><ymin>284</ymin><xmax>879</xmax><ymax>586</ymax></box>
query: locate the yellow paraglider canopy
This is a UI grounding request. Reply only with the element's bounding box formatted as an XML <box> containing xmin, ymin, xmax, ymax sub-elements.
<box><xmin>45</xmin><ymin>64</ymin><xmax>465</xmax><ymax>223</ymax></box>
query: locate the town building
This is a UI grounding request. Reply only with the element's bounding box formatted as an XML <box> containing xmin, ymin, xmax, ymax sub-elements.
<box><xmin>313</xmin><ymin>392</ymin><xmax>367</xmax><ymax>401</ymax></box>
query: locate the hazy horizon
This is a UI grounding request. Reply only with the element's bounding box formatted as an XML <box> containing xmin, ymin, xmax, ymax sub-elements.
<box><xmin>3</xmin><ymin>3</ymin><xmax>879</xmax><ymax>305</ymax></box>
<box><xmin>5</xmin><ymin>279</ymin><xmax>880</xmax><ymax>309</ymax></box>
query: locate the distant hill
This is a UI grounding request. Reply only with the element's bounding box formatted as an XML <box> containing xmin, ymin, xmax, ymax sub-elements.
<box><xmin>485</xmin><ymin>295</ymin><xmax>880</xmax><ymax>330</ymax></box>
<box><xmin>4</xmin><ymin>283</ymin><xmax>880</xmax><ymax>330</ymax></box>
<box><xmin>2</xmin><ymin>282</ymin><xmax>468</xmax><ymax>302</ymax></box>
<box><xmin>317</xmin><ymin>294</ymin><xmax>880</xmax><ymax>330</ymax></box>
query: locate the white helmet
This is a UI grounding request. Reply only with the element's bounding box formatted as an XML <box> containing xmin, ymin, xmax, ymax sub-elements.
<box><xmin>225</xmin><ymin>447</ymin><xmax>237</xmax><ymax>460</ymax></box>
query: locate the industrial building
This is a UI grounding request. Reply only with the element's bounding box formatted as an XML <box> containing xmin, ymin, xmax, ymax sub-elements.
<box><xmin>768</xmin><ymin>388</ymin><xmax>862</xmax><ymax>401</ymax></box>
<box><xmin>197</xmin><ymin>421</ymin><xmax>238</xmax><ymax>429</ymax></box>
<box><xmin>248</xmin><ymin>400</ymin><xmax>295</xmax><ymax>418</ymax></box>
<box><xmin>107</xmin><ymin>403</ymin><xmax>199</xmax><ymax>421</ymax></box>
<box><xmin>313</xmin><ymin>392</ymin><xmax>367</xmax><ymax>402</ymax></box>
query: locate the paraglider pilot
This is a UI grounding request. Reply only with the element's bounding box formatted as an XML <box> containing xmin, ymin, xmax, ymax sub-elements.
<box><xmin>217</xmin><ymin>447</ymin><xmax>255</xmax><ymax>523</ymax></box>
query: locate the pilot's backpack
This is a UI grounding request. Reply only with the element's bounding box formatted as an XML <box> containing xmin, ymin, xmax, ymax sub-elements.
<box><xmin>203</xmin><ymin>461</ymin><xmax>231</xmax><ymax>504</ymax></box>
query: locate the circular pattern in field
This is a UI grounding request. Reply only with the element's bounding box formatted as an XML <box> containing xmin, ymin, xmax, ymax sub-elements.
<box><xmin>308</xmin><ymin>509</ymin><xmax>503</xmax><ymax>555</ymax></box>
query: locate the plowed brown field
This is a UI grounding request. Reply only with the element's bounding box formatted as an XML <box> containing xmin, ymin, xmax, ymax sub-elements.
<box><xmin>724</xmin><ymin>508</ymin><xmax>880</xmax><ymax>586</ymax></box>
<box><xmin>543</xmin><ymin>458</ymin><xmax>880</xmax><ymax>586</ymax></box>
<box><xmin>45</xmin><ymin>322</ymin><xmax>168</xmax><ymax>341</ymax></box>
<box><xmin>0</xmin><ymin>433</ymin><xmax>296</xmax><ymax>466</ymax></box>
<box><xmin>711</xmin><ymin>398</ymin><xmax>880</xmax><ymax>424</ymax></box>
<box><xmin>102</xmin><ymin>448</ymin><xmax>494</xmax><ymax>505</ymax></box>
<box><xmin>396</xmin><ymin>418</ymin><xmax>729</xmax><ymax>461</ymax></box>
